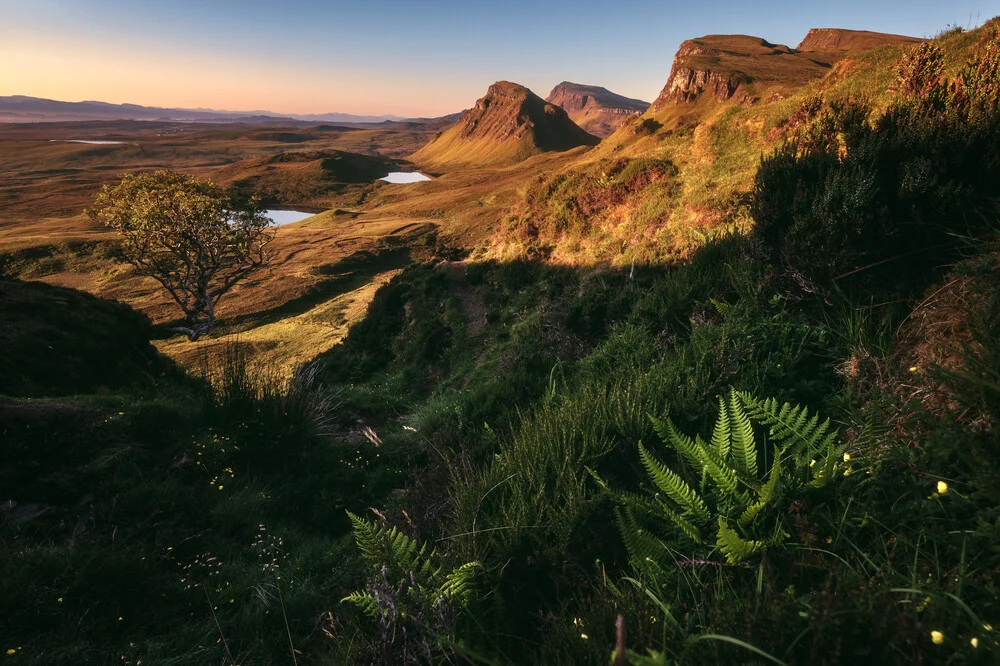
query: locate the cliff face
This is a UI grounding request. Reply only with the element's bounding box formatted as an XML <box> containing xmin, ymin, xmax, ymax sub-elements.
<box><xmin>651</xmin><ymin>29</ymin><xmax>922</xmax><ymax>111</ymax></box>
<box><xmin>651</xmin><ymin>35</ymin><xmax>821</xmax><ymax>110</ymax></box>
<box><xmin>412</xmin><ymin>81</ymin><xmax>598</xmax><ymax>168</ymax></box>
<box><xmin>545</xmin><ymin>82</ymin><xmax>650</xmax><ymax>138</ymax></box>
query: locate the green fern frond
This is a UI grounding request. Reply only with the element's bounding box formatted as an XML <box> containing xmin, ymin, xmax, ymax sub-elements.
<box><xmin>638</xmin><ymin>443</ymin><xmax>711</xmax><ymax>525</ymax></box>
<box><xmin>651</xmin><ymin>415</ymin><xmax>705</xmax><ymax>475</ymax></box>
<box><xmin>716</xmin><ymin>516</ymin><xmax>764</xmax><ymax>565</ymax></box>
<box><xmin>347</xmin><ymin>510</ymin><xmax>438</xmax><ymax>581</ymax></box>
<box><xmin>346</xmin><ymin>510</ymin><xmax>383</xmax><ymax>566</ymax></box>
<box><xmin>435</xmin><ymin>561</ymin><xmax>481</xmax><ymax>606</ymax></box>
<box><xmin>736</xmin><ymin>393</ymin><xmax>838</xmax><ymax>458</ymax></box>
<box><xmin>711</xmin><ymin>396</ymin><xmax>732</xmax><ymax>459</ymax></box>
<box><xmin>728</xmin><ymin>389</ymin><xmax>758</xmax><ymax>478</ymax></box>
<box><xmin>658</xmin><ymin>500</ymin><xmax>704</xmax><ymax>544</ymax></box>
<box><xmin>616</xmin><ymin>507</ymin><xmax>666</xmax><ymax>568</ymax></box>
<box><xmin>341</xmin><ymin>590</ymin><xmax>382</xmax><ymax>618</ymax></box>
<box><xmin>808</xmin><ymin>441</ymin><xmax>847</xmax><ymax>488</ymax></box>
<box><xmin>692</xmin><ymin>435</ymin><xmax>742</xmax><ymax>501</ymax></box>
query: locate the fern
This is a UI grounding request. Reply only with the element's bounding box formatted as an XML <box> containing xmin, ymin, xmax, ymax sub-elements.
<box><xmin>342</xmin><ymin>590</ymin><xmax>381</xmax><ymax>618</ymax></box>
<box><xmin>737</xmin><ymin>392</ymin><xmax>837</xmax><ymax>458</ymax></box>
<box><xmin>716</xmin><ymin>516</ymin><xmax>764</xmax><ymax>565</ymax></box>
<box><xmin>608</xmin><ymin>392</ymin><xmax>842</xmax><ymax>569</ymax></box>
<box><xmin>638</xmin><ymin>443</ymin><xmax>711</xmax><ymax>526</ymax></box>
<box><xmin>711</xmin><ymin>395</ymin><xmax>732</xmax><ymax>459</ymax></box>
<box><xmin>435</xmin><ymin>561</ymin><xmax>482</xmax><ymax>606</ymax></box>
<box><xmin>347</xmin><ymin>510</ymin><xmax>438</xmax><ymax>581</ymax></box>
<box><xmin>728</xmin><ymin>389</ymin><xmax>758</xmax><ymax>478</ymax></box>
<box><xmin>343</xmin><ymin>511</ymin><xmax>480</xmax><ymax>623</ymax></box>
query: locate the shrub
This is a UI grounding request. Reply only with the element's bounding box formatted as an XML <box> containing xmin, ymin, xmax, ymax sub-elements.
<box><xmin>751</xmin><ymin>34</ymin><xmax>1000</xmax><ymax>297</ymax></box>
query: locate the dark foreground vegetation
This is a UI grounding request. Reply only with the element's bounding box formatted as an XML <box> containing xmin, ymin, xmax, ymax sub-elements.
<box><xmin>3</xmin><ymin>21</ymin><xmax>1000</xmax><ymax>666</ymax></box>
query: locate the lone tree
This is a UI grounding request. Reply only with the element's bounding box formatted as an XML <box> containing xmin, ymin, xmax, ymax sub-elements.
<box><xmin>90</xmin><ymin>170</ymin><xmax>274</xmax><ymax>341</ymax></box>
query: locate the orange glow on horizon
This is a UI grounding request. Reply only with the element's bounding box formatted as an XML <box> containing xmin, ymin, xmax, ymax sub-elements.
<box><xmin>0</xmin><ymin>35</ymin><xmax>469</xmax><ymax>118</ymax></box>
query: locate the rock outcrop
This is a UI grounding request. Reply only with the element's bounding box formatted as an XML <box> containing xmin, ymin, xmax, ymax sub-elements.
<box><xmin>412</xmin><ymin>81</ymin><xmax>599</xmax><ymax>168</ymax></box>
<box><xmin>545</xmin><ymin>82</ymin><xmax>649</xmax><ymax>138</ymax></box>
<box><xmin>652</xmin><ymin>29</ymin><xmax>923</xmax><ymax>111</ymax></box>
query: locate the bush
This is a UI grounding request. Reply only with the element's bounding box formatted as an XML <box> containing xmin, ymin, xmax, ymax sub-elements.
<box><xmin>751</xmin><ymin>31</ymin><xmax>1000</xmax><ymax>297</ymax></box>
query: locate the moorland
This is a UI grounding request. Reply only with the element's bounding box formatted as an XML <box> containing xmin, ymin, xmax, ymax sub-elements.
<box><xmin>3</xmin><ymin>19</ymin><xmax>1000</xmax><ymax>666</ymax></box>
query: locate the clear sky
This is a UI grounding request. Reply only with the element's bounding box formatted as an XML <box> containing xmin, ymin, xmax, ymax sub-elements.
<box><xmin>2</xmin><ymin>0</ymin><xmax>998</xmax><ymax>117</ymax></box>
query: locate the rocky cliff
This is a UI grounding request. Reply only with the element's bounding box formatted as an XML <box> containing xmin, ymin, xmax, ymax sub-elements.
<box><xmin>652</xmin><ymin>29</ymin><xmax>922</xmax><ymax>110</ymax></box>
<box><xmin>545</xmin><ymin>82</ymin><xmax>649</xmax><ymax>138</ymax></box>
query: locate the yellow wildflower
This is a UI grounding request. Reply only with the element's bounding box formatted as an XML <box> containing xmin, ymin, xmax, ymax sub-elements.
<box><xmin>909</xmin><ymin>366</ymin><xmax>918</xmax><ymax>373</ymax></box>
<box><xmin>971</xmin><ymin>637</ymin><xmax>979</xmax><ymax>648</ymax></box>
<box><xmin>57</xmin><ymin>597</ymin><xmax>63</xmax><ymax>603</ymax></box>
<box><xmin>937</xmin><ymin>480</ymin><xmax>949</xmax><ymax>495</ymax></box>
<box><xmin>843</xmin><ymin>452</ymin><xmax>851</xmax><ymax>463</ymax></box>
<box><xmin>931</xmin><ymin>630</ymin><xmax>944</xmax><ymax>645</ymax></box>
<box><xmin>6</xmin><ymin>649</ymin><xmax>16</xmax><ymax>656</ymax></box>
<box><xmin>580</xmin><ymin>633</ymin><xmax>589</xmax><ymax>640</ymax></box>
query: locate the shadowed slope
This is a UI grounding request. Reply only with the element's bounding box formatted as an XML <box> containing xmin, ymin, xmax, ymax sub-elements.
<box><xmin>411</xmin><ymin>81</ymin><xmax>599</xmax><ymax>169</ymax></box>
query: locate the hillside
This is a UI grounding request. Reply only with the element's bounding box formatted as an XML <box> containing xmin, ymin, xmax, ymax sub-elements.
<box><xmin>545</xmin><ymin>82</ymin><xmax>649</xmax><ymax>138</ymax></box>
<box><xmin>487</xmin><ymin>26</ymin><xmax>966</xmax><ymax>264</ymax></box>
<box><xmin>0</xmin><ymin>278</ymin><xmax>173</xmax><ymax>396</ymax></box>
<box><xmin>410</xmin><ymin>81</ymin><xmax>599</xmax><ymax>169</ymax></box>
<box><xmin>211</xmin><ymin>149</ymin><xmax>402</xmax><ymax>208</ymax></box>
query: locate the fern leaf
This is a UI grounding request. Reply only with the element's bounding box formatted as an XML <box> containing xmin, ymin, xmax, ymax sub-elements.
<box><xmin>347</xmin><ymin>510</ymin><xmax>384</xmax><ymax>567</ymax></box>
<box><xmin>651</xmin><ymin>415</ymin><xmax>705</xmax><ymax>474</ymax></box>
<box><xmin>728</xmin><ymin>389</ymin><xmax>758</xmax><ymax>478</ymax></box>
<box><xmin>435</xmin><ymin>561</ymin><xmax>481</xmax><ymax>606</ymax></box>
<box><xmin>346</xmin><ymin>510</ymin><xmax>438</xmax><ymax>582</ymax></box>
<box><xmin>616</xmin><ymin>507</ymin><xmax>666</xmax><ymax>568</ymax></box>
<box><xmin>693</xmin><ymin>435</ymin><xmax>742</xmax><ymax>501</ymax></box>
<box><xmin>341</xmin><ymin>590</ymin><xmax>382</xmax><ymax>618</ymax></box>
<box><xmin>737</xmin><ymin>392</ymin><xmax>839</xmax><ymax>459</ymax></box>
<box><xmin>638</xmin><ymin>442</ymin><xmax>711</xmax><ymax>525</ymax></box>
<box><xmin>659</xmin><ymin>501</ymin><xmax>704</xmax><ymax>544</ymax></box>
<box><xmin>716</xmin><ymin>516</ymin><xmax>764</xmax><ymax>565</ymax></box>
<box><xmin>711</xmin><ymin>395</ymin><xmax>732</xmax><ymax>459</ymax></box>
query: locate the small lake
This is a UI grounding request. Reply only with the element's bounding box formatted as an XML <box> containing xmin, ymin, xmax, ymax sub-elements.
<box><xmin>380</xmin><ymin>172</ymin><xmax>432</xmax><ymax>184</ymax></box>
<box><xmin>52</xmin><ymin>139</ymin><xmax>126</xmax><ymax>145</ymax></box>
<box><xmin>266</xmin><ymin>210</ymin><xmax>314</xmax><ymax>226</ymax></box>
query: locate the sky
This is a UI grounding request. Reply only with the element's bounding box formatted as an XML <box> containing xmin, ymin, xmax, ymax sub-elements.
<box><xmin>2</xmin><ymin>0</ymin><xmax>999</xmax><ymax>118</ymax></box>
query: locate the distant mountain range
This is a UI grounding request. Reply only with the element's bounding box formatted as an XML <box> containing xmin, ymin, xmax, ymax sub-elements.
<box><xmin>0</xmin><ymin>95</ymin><xmax>423</xmax><ymax>124</ymax></box>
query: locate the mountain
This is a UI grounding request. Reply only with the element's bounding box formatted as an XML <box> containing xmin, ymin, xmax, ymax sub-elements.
<box><xmin>411</xmin><ymin>81</ymin><xmax>599</xmax><ymax>169</ymax></box>
<box><xmin>545</xmin><ymin>82</ymin><xmax>649</xmax><ymax>138</ymax></box>
<box><xmin>650</xmin><ymin>29</ymin><xmax>922</xmax><ymax>110</ymax></box>
<box><xmin>0</xmin><ymin>95</ymin><xmax>435</xmax><ymax>125</ymax></box>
